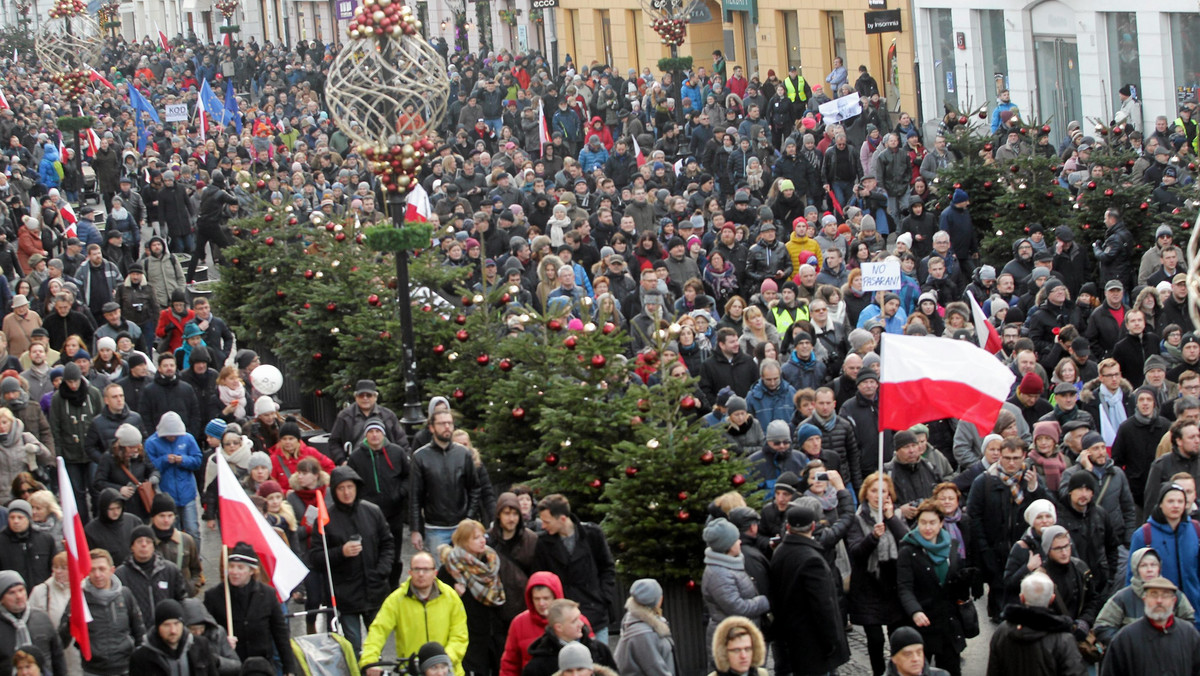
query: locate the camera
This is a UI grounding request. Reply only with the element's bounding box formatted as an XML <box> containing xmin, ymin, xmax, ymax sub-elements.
<box><xmin>815</xmin><ymin>473</ymin><xmax>829</xmax><ymax>481</ymax></box>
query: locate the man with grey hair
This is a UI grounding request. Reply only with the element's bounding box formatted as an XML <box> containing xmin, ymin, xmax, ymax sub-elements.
<box><xmin>986</xmin><ymin>571</ymin><xmax>1086</xmax><ymax>675</ymax></box>
<box><xmin>745</xmin><ymin>359</ymin><xmax>796</xmax><ymax>429</ymax></box>
<box><xmin>1103</xmin><ymin>576</ymin><xmax>1200</xmax><ymax>675</ymax></box>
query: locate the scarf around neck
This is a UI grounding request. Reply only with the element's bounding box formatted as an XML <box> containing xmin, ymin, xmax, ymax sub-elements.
<box><xmin>1099</xmin><ymin>386</ymin><xmax>1127</xmax><ymax>446</ymax></box>
<box><xmin>0</xmin><ymin>603</ymin><xmax>31</xmax><ymax>647</ymax></box>
<box><xmin>805</xmin><ymin>488</ymin><xmax>838</xmax><ymax>512</ymax></box>
<box><xmin>444</xmin><ymin>546</ymin><xmax>506</xmax><ymax>607</ymax></box>
<box><xmin>858</xmin><ymin>508</ymin><xmax>898</xmax><ymax>577</ymax></box>
<box><xmin>902</xmin><ymin>528</ymin><xmax>951</xmax><ymax>584</ymax></box>
<box><xmin>942</xmin><ymin>509</ymin><xmax>967</xmax><ymax>559</ymax></box>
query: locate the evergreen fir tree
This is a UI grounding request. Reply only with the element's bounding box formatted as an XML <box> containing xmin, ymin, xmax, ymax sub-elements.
<box><xmin>933</xmin><ymin>125</ymin><xmax>1005</xmax><ymax>261</ymax></box>
<box><xmin>1070</xmin><ymin>142</ymin><xmax>1155</xmax><ymax>252</ymax></box>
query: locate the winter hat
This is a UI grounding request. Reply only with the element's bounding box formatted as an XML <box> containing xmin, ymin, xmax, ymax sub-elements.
<box><xmin>1067</xmin><ymin>470</ymin><xmax>1098</xmax><ymax>494</ymax></box>
<box><xmin>892</xmin><ymin>430</ymin><xmax>918</xmax><ymax>450</ymax></box>
<box><xmin>205</xmin><ymin>418</ymin><xmax>228</xmax><ymax>439</ymax></box>
<box><xmin>427</xmin><ymin>396</ymin><xmax>451</xmax><ymax>420</ymax></box>
<box><xmin>847</xmin><ymin>328</ymin><xmax>874</xmax><ymax>353</ymax></box>
<box><xmin>182</xmin><ymin>323</ymin><xmax>204</xmax><ymax>339</ymax></box>
<box><xmin>1018</xmin><ymin>372</ymin><xmax>1044</xmax><ymax>395</ymax></box>
<box><xmin>228</xmin><ymin>542</ymin><xmax>260</xmax><ymax>567</ymax></box>
<box><xmin>760</xmin><ymin>279</ymin><xmax>778</xmax><ymax>294</ymax></box>
<box><xmin>127</xmin><ymin>354</ymin><xmax>148</xmax><ymax>370</ymax></box>
<box><xmin>895</xmin><ymin>232</ymin><xmax>913</xmax><ymax>249</ymax></box>
<box><xmin>156</xmin><ymin>412</ymin><xmax>187</xmax><ymax>437</ymax></box>
<box><xmin>418</xmin><ymin>643</ymin><xmax>453</xmax><ymax>673</ymax></box>
<box><xmin>1130</xmin><ymin>548</ymin><xmax>1160</xmax><ymax>580</ymax></box>
<box><xmin>1081</xmin><ymin>431</ymin><xmax>1106</xmax><ymax>451</ymax></box>
<box><xmin>728</xmin><ymin>506</ymin><xmax>760</xmax><ymax>531</ymax></box>
<box><xmin>795</xmin><ymin>423</ymin><xmax>822</xmax><ymax>448</ymax></box>
<box><xmin>726</xmin><ymin>396</ymin><xmax>747</xmax><ymax>414</ymax></box>
<box><xmin>1040</xmin><ymin>525</ymin><xmax>1069</xmax><ymax>554</ymax></box>
<box><xmin>557</xmin><ymin>642</ymin><xmax>592</xmax><ymax>672</ymax></box>
<box><xmin>154</xmin><ymin>599</ymin><xmax>185</xmax><ymax>627</ymax></box>
<box><xmin>256</xmin><ymin>480</ymin><xmax>284</xmax><ymax>498</ymax></box>
<box><xmin>630</xmin><ymin>578</ymin><xmax>663</xmax><ymax>606</ymax></box>
<box><xmin>979</xmin><ymin>265</ymin><xmax>997</xmax><ymax>282</ymax></box>
<box><xmin>860</xmin><ymin>215</ymin><xmax>877</xmax><ymax>232</ymax></box>
<box><xmin>363</xmin><ymin>419</ymin><xmax>387</xmax><ymax>436</ymax></box>
<box><xmin>189</xmin><ymin>346</ymin><xmax>211</xmax><ymax>364</ymax></box>
<box><xmin>150</xmin><ymin>493</ymin><xmax>176</xmax><ymax>517</ymax></box>
<box><xmin>785</xmin><ymin>501</ymin><xmax>819</xmax><ymax>530</ymax></box>
<box><xmin>890</xmin><ymin>626</ymin><xmax>924</xmax><ymax>656</ymax></box>
<box><xmin>96</xmin><ymin>337</ymin><xmax>117</xmax><ymax>353</ymax></box>
<box><xmin>130</xmin><ymin>524</ymin><xmax>156</xmax><ymax>546</ymax></box>
<box><xmin>235</xmin><ymin>349</ymin><xmax>258</xmax><ymax>370</ymax></box>
<box><xmin>72</xmin><ymin>350</ymin><xmax>91</xmax><ymax>363</ymax></box>
<box><xmin>952</xmin><ymin>188</ymin><xmax>969</xmax><ymax>204</ymax></box>
<box><xmin>1023</xmin><ymin>498</ymin><xmax>1056</xmax><ymax>526</ymax></box>
<box><xmin>0</xmin><ymin>571</ymin><xmax>24</xmax><ymax>595</ymax></box>
<box><xmin>241</xmin><ymin>658</ymin><xmax>276</xmax><ymax>676</ymax></box>
<box><xmin>6</xmin><ymin>500</ymin><xmax>30</xmax><ymax>520</ymax></box>
<box><xmin>62</xmin><ymin>363</ymin><xmax>82</xmax><ymax>382</ymax></box>
<box><xmin>703</xmin><ymin>518</ymin><xmax>740</xmax><ymax>553</ymax></box>
<box><xmin>115</xmin><ymin>423</ymin><xmax>142</xmax><ymax>447</ymax></box>
<box><xmin>856</xmin><ymin>369</ymin><xmax>879</xmax><ymax>385</ymax></box>
<box><xmin>1145</xmin><ymin>355</ymin><xmax>1168</xmax><ymax>374</ymax></box>
<box><xmin>776</xmin><ymin>471</ymin><xmax>801</xmax><ymax>494</ymax></box>
<box><xmin>0</xmin><ymin>378</ymin><xmax>20</xmax><ymax>396</ymax></box>
<box><xmin>1032</xmin><ymin>421</ymin><xmax>1061</xmax><ymax>444</ymax></box>
<box><xmin>766</xmin><ymin>420</ymin><xmax>791</xmax><ymax>443</ymax></box>
<box><xmin>279</xmin><ymin>420</ymin><xmax>302</xmax><ymax>441</ymax></box>
<box><xmin>254</xmin><ymin>396</ymin><xmax>279</xmax><ymax>416</ymax></box>
<box><xmin>248</xmin><ymin>451</ymin><xmax>271</xmax><ymax>471</ymax></box>
<box><xmin>1157</xmin><ymin>224</ymin><xmax>1174</xmax><ymax>239</ymax></box>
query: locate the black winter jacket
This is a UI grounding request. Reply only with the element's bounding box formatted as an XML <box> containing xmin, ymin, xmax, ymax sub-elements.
<box><xmin>533</xmin><ymin>517</ymin><xmax>617</xmax><ymax>632</ymax></box>
<box><xmin>203</xmin><ymin>580</ymin><xmax>299</xmax><ymax>675</ymax></box>
<box><xmin>0</xmin><ymin>605</ymin><xmax>64</xmax><ymax>676</ymax></box>
<box><xmin>84</xmin><ymin>488</ymin><xmax>144</xmax><ymax>566</ymax></box>
<box><xmin>768</xmin><ymin>534</ymin><xmax>850</xmax><ymax>674</ymax></box>
<box><xmin>309</xmin><ymin>466</ymin><xmax>395</xmax><ymax>614</ymax></box>
<box><xmin>115</xmin><ymin>554</ymin><xmax>187</xmax><ymax>629</ymax></box>
<box><xmin>61</xmin><ymin>576</ymin><xmax>145</xmax><ymax>676</ymax></box>
<box><xmin>986</xmin><ymin>604</ymin><xmax>1086</xmax><ymax>676</ymax></box>
<box><xmin>967</xmin><ymin>471</ymin><xmax>1049</xmax><ymax>580</ymax></box>
<box><xmin>347</xmin><ymin>441</ymin><xmax>410</xmax><ymax>528</ymax></box>
<box><xmin>521</xmin><ymin>628</ymin><xmax>616</xmax><ymax>676</ymax></box>
<box><xmin>129</xmin><ymin>632</ymin><xmax>218</xmax><ymax>676</ymax></box>
<box><xmin>140</xmin><ymin>373</ymin><xmax>200</xmax><ymax>434</ymax></box>
<box><xmin>85</xmin><ymin>405</ymin><xmax>147</xmax><ymax>465</ymax></box>
<box><xmin>409</xmin><ymin>439</ymin><xmax>481</xmax><ymax>532</ymax></box>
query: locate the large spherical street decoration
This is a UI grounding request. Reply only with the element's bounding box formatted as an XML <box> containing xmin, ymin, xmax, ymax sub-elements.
<box><xmin>36</xmin><ymin>12</ymin><xmax>102</xmax><ymax>73</ymax></box>
<box><xmin>250</xmin><ymin>364</ymin><xmax>284</xmax><ymax>396</ymax></box>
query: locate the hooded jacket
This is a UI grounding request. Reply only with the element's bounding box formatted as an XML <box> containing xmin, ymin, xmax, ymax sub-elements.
<box><xmin>309</xmin><ymin>466</ymin><xmax>395</xmax><ymax>614</ymax></box>
<box><xmin>613</xmin><ymin>598</ymin><xmax>675</xmax><ymax>676</ymax></box>
<box><xmin>1129</xmin><ymin>485</ymin><xmax>1200</xmax><ymax>608</ymax></box>
<box><xmin>144</xmin><ymin>422</ymin><xmax>203</xmax><ymax>506</ymax></box>
<box><xmin>49</xmin><ymin>380</ymin><xmax>102</xmax><ymax>464</ymax></box>
<box><xmin>129</xmin><ymin>627</ymin><xmax>218</xmax><ymax>676</ymax></box>
<box><xmin>0</xmin><ymin>415</ymin><xmax>51</xmax><ymax>506</ymax></box>
<box><xmin>488</xmin><ymin>493</ymin><xmax>537</xmax><ymax>625</ymax></box>
<box><xmin>38</xmin><ymin>144</ymin><xmax>60</xmax><ymax>189</ymax></box>
<box><xmin>84</xmin><ymin>488</ymin><xmax>144</xmax><ymax>566</ymax></box>
<box><xmin>62</xmin><ymin>575</ymin><xmax>145</xmax><ymax>676</ymax></box>
<box><xmin>499</xmin><ymin>572</ymin><xmax>566</xmax><ymax>676</ymax></box>
<box><xmin>181</xmin><ymin>598</ymin><xmax>241</xmax><ymax>676</ymax></box>
<box><xmin>138</xmin><ymin>240</ymin><xmax>186</xmax><ymax>308</ymax></box>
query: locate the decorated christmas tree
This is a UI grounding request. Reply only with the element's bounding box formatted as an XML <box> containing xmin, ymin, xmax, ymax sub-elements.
<box><xmin>988</xmin><ymin>126</ymin><xmax>1073</xmax><ymax>261</ymax></box>
<box><xmin>600</xmin><ymin>369</ymin><xmax>751</xmax><ymax>582</ymax></box>
<box><xmin>1070</xmin><ymin>141</ymin><xmax>1155</xmax><ymax>252</ymax></box>
<box><xmin>933</xmin><ymin>122</ymin><xmax>1005</xmax><ymax>261</ymax></box>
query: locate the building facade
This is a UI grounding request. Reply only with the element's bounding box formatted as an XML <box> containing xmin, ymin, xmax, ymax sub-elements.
<box><xmin>910</xmin><ymin>0</ymin><xmax>1200</xmax><ymax>141</ymax></box>
<box><xmin>553</xmin><ymin>0</ymin><xmax>919</xmax><ymax>120</ymax></box>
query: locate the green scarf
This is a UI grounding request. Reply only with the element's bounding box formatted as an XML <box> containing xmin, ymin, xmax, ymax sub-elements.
<box><xmin>903</xmin><ymin>528</ymin><xmax>952</xmax><ymax>584</ymax></box>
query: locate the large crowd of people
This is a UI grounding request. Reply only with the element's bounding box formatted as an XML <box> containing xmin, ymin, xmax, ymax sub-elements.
<box><xmin>0</xmin><ymin>23</ymin><xmax>1197</xmax><ymax>676</ymax></box>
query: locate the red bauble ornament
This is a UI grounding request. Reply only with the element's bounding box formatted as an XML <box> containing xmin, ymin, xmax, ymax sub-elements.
<box><xmin>476</xmin><ymin>354</ymin><xmax>490</xmax><ymax>366</ymax></box>
<box><xmin>264</xmin><ymin>237</ymin><xmax>275</xmax><ymax>246</ymax></box>
<box><xmin>1042</xmin><ymin>125</ymin><xmax>1052</xmax><ymax>134</ymax></box>
<box><xmin>367</xmin><ymin>294</ymin><xmax>381</xmax><ymax>306</ymax></box>
<box><xmin>957</xmin><ymin>116</ymin><xmax>968</xmax><ymax>125</ymax></box>
<box><xmin>685</xmin><ymin>579</ymin><xmax>697</xmax><ymax>591</ymax></box>
<box><xmin>1086</xmin><ymin>181</ymin><xmax>1097</xmax><ymax>191</ymax></box>
<box><xmin>983</xmin><ymin>181</ymin><xmax>993</xmax><ymax>189</ymax></box>
<box><xmin>433</xmin><ymin>344</ymin><xmax>446</xmax><ymax>356</ymax></box>
<box><xmin>681</xmin><ymin>395</ymin><xmax>696</xmax><ymax>410</ymax></box>
<box><xmin>547</xmin><ymin>319</ymin><xmax>563</xmax><ymax>331</ymax></box>
<box><xmin>677</xmin><ymin>491</ymin><xmax>689</xmax><ymax>501</ymax></box>
<box><xmin>512</xmin><ymin>407</ymin><xmax>525</xmax><ymax>420</ymax></box>
<box><xmin>325</xmin><ymin>223</ymin><xmax>336</xmax><ymax>232</ymax></box>
<box><xmin>499</xmin><ymin>293</ymin><xmax>512</xmax><ymax>304</ymax></box>
<box><xmin>625</xmin><ymin>466</ymin><xmax>639</xmax><ymax>477</ymax></box>
<box><xmin>313</xmin><ymin>389</ymin><xmax>323</xmax><ymax>397</ymax></box>
<box><xmin>978</xmin><ymin>111</ymin><xmax>987</xmax><ymax>119</ymax></box>
<box><xmin>1018</xmin><ymin>203</ymin><xmax>1027</xmax><ymax>210</ymax></box>
<box><xmin>676</xmin><ymin>509</ymin><xmax>690</xmax><ymax>522</ymax></box>
<box><xmin>461</xmin><ymin>295</ymin><xmax>473</xmax><ymax>306</ymax></box>
<box><xmin>983</xmin><ymin>143</ymin><xmax>993</xmax><ymax>152</ymax></box>
<box><xmin>335</xmin><ymin>232</ymin><xmax>346</xmax><ymax>242</ymax></box>
<box><xmin>264</xmin><ymin>214</ymin><xmax>274</xmax><ymax>222</ymax></box>
<box><xmin>499</xmin><ymin>358</ymin><xmax>513</xmax><ymax>371</ymax></box>
<box><xmin>326</xmin><ymin>302</ymin><xmax>337</xmax><ymax>312</ymax></box>
<box><xmin>456</xmin><ymin>329</ymin><xmax>469</xmax><ymax>342</ymax></box>
<box><xmin>275</xmin><ymin>290</ymin><xmax>285</xmax><ymax>298</ymax></box>
<box><xmin>1045</xmin><ymin>192</ymin><xmax>1055</xmax><ymax>199</ymax></box>
<box><xmin>563</xmin><ymin>336</ymin><xmax>577</xmax><ymax>349</ymax></box>
<box><xmin>454</xmin><ymin>314</ymin><xmax>467</xmax><ymax>325</ymax></box>
<box><xmin>590</xmin><ymin>354</ymin><xmax>607</xmax><ymax>368</ymax></box>
<box><xmin>1139</xmin><ymin>201</ymin><xmax>1149</xmax><ymax>211</ymax></box>
<box><xmin>304</xmin><ymin>269</ymin><xmax>315</xmax><ymax>279</ymax></box>
<box><xmin>303</xmin><ymin>303</ymin><xmax>311</xmax><ymax>309</ymax></box>
<box><xmin>731</xmin><ymin>474</ymin><xmax>747</xmax><ymax>487</ymax></box>
<box><xmin>629</xmin><ymin>416</ymin><xmax>643</xmax><ymax>426</ymax></box>
<box><xmin>312</xmin><ymin>352</ymin><xmax>323</xmax><ymax>361</ymax></box>
<box><xmin>1010</xmin><ymin>165</ymin><xmax>1020</xmax><ymax>174</ymax></box>
<box><xmin>452</xmin><ymin>388</ymin><xmax>465</xmax><ymax>401</ymax></box>
<box><xmin>256</xmin><ymin>180</ymin><xmax>266</xmax><ymax>189</ymax></box>
<box><xmin>700</xmin><ymin>450</ymin><xmax>715</xmax><ymax>464</ymax></box>
<box><xmin>379</xmin><ymin>331</ymin><xmax>392</xmax><ymax>340</ymax></box>
<box><xmin>1104</xmin><ymin>188</ymin><xmax>1114</xmax><ymax>197</ymax></box>
<box><xmin>544</xmin><ymin>452</ymin><xmax>557</xmax><ymax>464</ymax></box>
<box><xmin>602</xmin><ymin>322</ymin><xmax>616</xmax><ymax>335</ymax></box>
<box><xmin>953</xmin><ymin>183</ymin><xmax>962</xmax><ymax>190</ymax></box>
<box><xmin>637</xmin><ymin>398</ymin><xmax>651</xmax><ymax>412</ymax></box>
<box><xmin>589</xmin><ymin>478</ymin><xmax>602</xmax><ymax>489</ymax></box>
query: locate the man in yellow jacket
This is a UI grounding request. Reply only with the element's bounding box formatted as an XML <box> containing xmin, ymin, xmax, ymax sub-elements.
<box><xmin>361</xmin><ymin>551</ymin><xmax>469</xmax><ymax>676</ymax></box>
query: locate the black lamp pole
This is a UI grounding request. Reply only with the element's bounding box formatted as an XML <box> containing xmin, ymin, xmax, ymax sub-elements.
<box><xmin>387</xmin><ymin>193</ymin><xmax>427</xmax><ymax>428</ymax></box>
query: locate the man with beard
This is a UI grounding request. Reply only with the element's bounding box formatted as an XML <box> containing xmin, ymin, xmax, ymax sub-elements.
<box><xmin>1103</xmin><ymin>576</ymin><xmax>1200</xmax><ymax>674</ymax></box>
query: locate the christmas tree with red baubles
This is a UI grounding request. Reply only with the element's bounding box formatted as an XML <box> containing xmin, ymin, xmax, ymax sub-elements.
<box><xmin>600</xmin><ymin>347</ymin><xmax>751</xmax><ymax>581</ymax></box>
<box><xmin>931</xmin><ymin>121</ymin><xmax>1005</xmax><ymax>261</ymax></box>
<box><xmin>1070</xmin><ymin>140</ymin><xmax>1155</xmax><ymax>252</ymax></box>
<box><xmin>989</xmin><ymin>123</ymin><xmax>1073</xmax><ymax>261</ymax></box>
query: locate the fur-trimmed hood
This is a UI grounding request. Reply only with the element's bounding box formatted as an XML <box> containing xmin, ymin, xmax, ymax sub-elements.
<box><xmin>711</xmin><ymin>616</ymin><xmax>766</xmax><ymax>673</ymax></box>
<box><xmin>620</xmin><ymin>597</ymin><xmax>671</xmax><ymax>638</ymax></box>
<box><xmin>551</xmin><ymin>668</ymin><xmax>618</xmax><ymax>676</ymax></box>
<box><xmin>1079</xmin><ymin>375</ymin><xmax>1133</xmax><ymax>404</ymax></box>
<box><xmin>288</xmin><ymin>468</ymin><xmax>330</xmax><ymax>491</ymax></box>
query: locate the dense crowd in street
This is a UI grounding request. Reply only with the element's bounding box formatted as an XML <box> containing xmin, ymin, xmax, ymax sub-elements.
<box><xmin>0</xmin><ymin>23</ymin><xmax>1198</xmax><ymax>676</ymax></box>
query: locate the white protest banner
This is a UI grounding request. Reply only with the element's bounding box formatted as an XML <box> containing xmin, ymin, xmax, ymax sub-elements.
<box><xmin>861</xmin><ymin>260</ymin><xmax>901</xmax><ymax>292</ymax></box>
<box><xmin>817</xmin><ymin>92</ymin><xmax>863</xmax><ymax>123</ymax></box>
<box><xmin>164</xmin><ymin>103</ymin><xmax>189</xmax><ymax>122</ymax></box>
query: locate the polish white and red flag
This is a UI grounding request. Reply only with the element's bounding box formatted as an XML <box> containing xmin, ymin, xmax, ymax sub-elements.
<box><xmin>216</xmin><ymin>453</ymin><xmax>308</xmax><ymax>601</ymax></box>
<box><xmin>88</xmin><ymin>68</ymin><xmax>116</xmax><ymax>90</ymax></box>
<box><xmin>632</xmin><ymin>134</ymin><xmax>646</xmax><ymax>167</ymax></box>
<box><xmin>404</xmin><ymin>182</ymin><xmax>432</xmax><ymax>223</ymax></box>
<box><xmin>879</xmin><ymin>333</ymin><xmax>1015</xmax><ymax>434</ymax></box>
<box><xmin>968</xmin><ymin>292</ymin><xmax>1003</xmax><ymax>354</ymax></box>
<box><xmin>56</xmin><ymin>458</ymin><xmax>93</xmax><ymax>660</ymax></box>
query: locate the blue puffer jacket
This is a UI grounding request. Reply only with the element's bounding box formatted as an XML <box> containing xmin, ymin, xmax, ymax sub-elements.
<box><xmin>1128</xmin><ymin>513</ymin><xmax>1200</xmax><ymax>613</ymax></box>
<box><xmin>745</xmin><ymin>379</ymin><xmax>797</xmax><ymax>429</ymax></box>
<box><xmin>144</xmin><ymin>423</ymin><xmax>203</xmax><ymax>506</ymax></box>
<box><xmin>578</xmin><ymin>141</ymin><xmax>609</xmax><ymax>173</ymax></box>
<box><xmin>38</xmin><ymin>143</ymin><xmax>61</xmax><ymax>188</ymax></box>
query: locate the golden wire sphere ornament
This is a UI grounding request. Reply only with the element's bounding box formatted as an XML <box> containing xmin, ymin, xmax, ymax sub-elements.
<box><xmin>35</xmin><ymin>12</ymin><xmax>103</xmax><ymax>74</ymax></box>
<box><xmin>326</xmin><ymin>0</ymin><xmax>449</xmax><ymax>150</ymax></box>
<box><xmin>1185</xmin><ymin>212</ymin><xmax>1200</xmax><ymax>331</ymax></box>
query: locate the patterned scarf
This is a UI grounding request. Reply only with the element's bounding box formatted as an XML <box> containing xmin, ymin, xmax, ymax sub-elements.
<box><xmin>1029</xmin><ymin>450</ymin><xmax>1067</xmax><ymax>492</ymax></box>
<box><xmin>990</xmin><ymin>462</ymin><xmax>1025</xmax><ymax>505</ymax></box>
<box><xmin>445</xmin><ymin>546</ymin><xmax>506</xmax><ymax>607</ymax></box>
<box><xmin>858</xmin><ymin>508</ymin><xmax>898</xmax><ymax>577</ymax></box>
<box><xmin>942</xmin><ymin>509</ymin><xmax>967</xmax><ymax>560</ymax></box>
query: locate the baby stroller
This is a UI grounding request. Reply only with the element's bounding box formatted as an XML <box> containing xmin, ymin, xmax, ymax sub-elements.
<box><xmin>289</xmin><ymin>608</ymin><xmax>359</xmax><ymax>676</ymax></box>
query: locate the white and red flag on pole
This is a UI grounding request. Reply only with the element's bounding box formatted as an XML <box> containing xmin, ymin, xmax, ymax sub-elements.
<box><xmin>879</xmin><ymin>333</ymin><xmax>1016</xmax><ymax>435</ymax></box>
<box><xmin>216</xmin><ymin>453</ymin><xmax>308</xmax><ymax>601</ymax></box>
<box><xmin>537</xmin><ymin>100</ymin><xmax>550</xmax><ymax>157</ymax></box>
<box><xmin>88</xmin><ymin>68</ymin><xmax>116</xmax><ymax>90</ymax></box>
<box><xmin>85</xmin><ymin>127</ymin><xmax>101</xmax><ymax>158</ymax></box>
<box><xmin>56</xmin><ymin>458</ymin><xmax>93</xmax><ymax>660</ymax></box>
<box><xmin>404</xmin><ymin>182</ymin><xmax>432</xmax><ymax>223</ymax></box>
<box><xmin>968</xmin><ymin>292</ymin><xmax>1003</xmax><ymax>354</ymax></box>
<box><xmin>155</xmin><ymin>23</ymin><xmax>170</xmax><ymax>51</ymax></box>
<box><xmin>0</xmin><ymin>89</ymin><xmax>8</xmax><ymax>110</ymax></box>
<box><xmin>197</xmin><ymin>92</ymin><xmax>207</xmax><ymax>142</ymax></box>
<box><xmin>632</xmin><ymin>134</ymin><xmax>646</xmax><ymax>167</ymax></box>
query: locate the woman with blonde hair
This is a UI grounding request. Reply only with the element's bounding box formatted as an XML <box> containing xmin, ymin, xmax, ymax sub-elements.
<box><xmin>738</xmin><ymin>306</ymin><xmax>780</xmax><ymax>356</ymax></box>
<box><xmin>438</xmin><ymin>519</ymin><xmax>508</xmax><ymax>676</ymax></box>
<box><xmin>27</xmin><ymin>490</ymin><xmax>62</xmax><ymax>545</ymax></box>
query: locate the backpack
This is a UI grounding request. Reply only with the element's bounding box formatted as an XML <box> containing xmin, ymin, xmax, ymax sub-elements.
<box><xmin>1141</xmin><ymin>519</ymin><xmax>1200</xmax><ymax>545</ymax></box>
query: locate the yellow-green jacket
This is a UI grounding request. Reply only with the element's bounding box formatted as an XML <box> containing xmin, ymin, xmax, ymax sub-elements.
<box><xmin>360</xmin><ymin>577</ymin><xmax>469</xmax><ymax>675</ymax></box>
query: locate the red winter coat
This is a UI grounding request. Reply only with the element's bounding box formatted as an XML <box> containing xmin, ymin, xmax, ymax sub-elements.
<box><xmin>498</xmin><ymin>571</ymin><xmax>594</xmax><ymax>676</ymax></box>
<box><xmin>269</xmin><ymin>441</ymin><xmax>335</xmax><ymax>488</ymax></box>
<box><xmin>155</xmin><ymin>308</ymin><xmax>195</xmax><ymax>351</ymax></box>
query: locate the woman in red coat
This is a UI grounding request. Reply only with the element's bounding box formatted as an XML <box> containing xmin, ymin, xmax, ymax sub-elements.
<box><xmin>155</xmin><ymin>289</ymin><xmax>195</xmax><ymax>351</ymax></box>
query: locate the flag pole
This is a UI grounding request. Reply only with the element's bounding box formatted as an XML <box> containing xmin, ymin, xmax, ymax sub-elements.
<box><xmin>222</xmin><ymin>544</ymin><xmax>235</xmax><ymax>639</ymax></box>
<box><xmin>318</xmin><ymin>522</ymin><xmax>341</xmax><ymax>634</ymax></box>
<box><xmin>877</xmin><ymin>430</ymin><xmax>885</xmax><ymax>525</ymax></box>
<box><xmin>877</xmin><ymin>336</ymin><xmax>884</xmax><ymax>525</ymax></box>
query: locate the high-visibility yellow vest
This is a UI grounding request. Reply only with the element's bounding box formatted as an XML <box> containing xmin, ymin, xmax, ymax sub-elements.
<box><xmin>785</xmin><ymin>76</ymin><xmax>809</xmax><ymax>103</ymax></box>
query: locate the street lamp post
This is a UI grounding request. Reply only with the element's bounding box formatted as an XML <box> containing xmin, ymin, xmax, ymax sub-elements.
<box><xmin>326</xmin><ymin>0</ymin><xmax>448</xmax><ymax>428</ymax></box>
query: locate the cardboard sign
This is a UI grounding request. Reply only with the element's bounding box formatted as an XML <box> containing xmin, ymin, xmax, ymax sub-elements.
<box><xmin>861</xmin><ymin>260</ymin><xmax>901</xmax><ymax>292</ymax></box>
<box><xmin>817</xmin><ymin>92</ymin><xmax>863</xmax><ymax>123</ymax></box>
<box><xmin>164</xmin><ymin>103</ymin><xmax>188</xmax><ymax>122</ymax></box>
